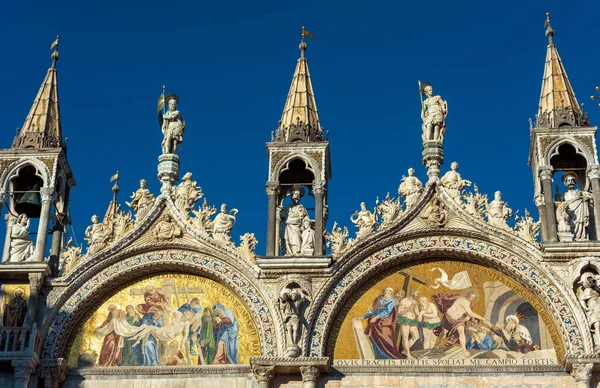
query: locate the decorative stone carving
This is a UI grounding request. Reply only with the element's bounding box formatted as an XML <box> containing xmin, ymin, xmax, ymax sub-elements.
<box><xmin>174</xmin><ymin>172</ymin><xmax>203</xmax><ymax>217</ymax></box>
<box><xmin>576</xmin><ymin>271</ymin><xmax>600</xmax><ymax>352</ymax></box>
<box><xmin>398</xmin><ymin>168</ymin><xmax>423</xmax><ymax>210</ymax></box>
<box><xmin>420</xmin><ymin>81</ymin><xmax>448</xmax><ymax>143</ymax></box>
<box><xmin>191</xmin><ymin>198</ymin><xmax>216</xmax><ymax>233</ymax></box>
<box><xmin>558</xmin><ymin>172</ymin><xmax>593</xmax><ymax>241</ymax></box>
<box><xmin>238</xmin><ymin>233</ymin><xmax>258</xmax><ymax>264</ymax></box>
<box><xmin>570</xmin><ymin>362</ymin><xmax>593</xmax><ymax>388</ymax></box>
<box><xmin>420</xmin><ymin>197</ymin><xmax>448</xmax><ymax>227</ymax></box>
<box><xmin>350</xmin><ymin>202</ymin><xmax>378</xmax><ymax>239</ymax></box>
<box><xmin>111</xmin><ymin>210</ymin><xmax>134</xmax><ymax>241</ymax></box>
<box><xmin>514</xmin><ymin>209</ymin><xmax>540</xmax><ymax>246</ymax></box>
<box><xmin>462</xmin><ymin>184</ymin><xmax>487</xmax><ymax>220</ymax></box>
<box><xmin>300</xmin><ymin>365</ymin><xmax>320</xmax><ymax>387</ymax></box>
<box><xmin>325</xmin><ymin>222</ymin><xmax>350</xmax><ymax>258</ymax></box>
<box><xmin>281</xmin><ymin>186</ymin><xmax>312</xmax><ymax>256</ymax></box>
<box><xmin>60</xmin><ymin>238</ymin><xmax>83</xmax><ymax>276</ymax></box>
<box><xmin>375</xmin><ymin>193</ymin><xmax>402</xmax><ymax>229</ymax></box>
<box><xmin>279</xmin><ymin>285</ymin><xmax>310</xmax><ymax>357</ymax></box>
<box><xmin>84</xmin><ymin>215</ymin><xmax>110</xmax><ymax>256</ymax></box>
<box><xmin>588</xmin><ymin>165</ymin><xmax>600</xmax><ymax>180</ymax></box>
<box><xmin>211</xmin><ymin>204</ymin><xmax>238</xmax><ymax>246</ymax></box>
<box><xmin>160</xmin><ymin>94</ymin><xmax>185</xmax><ymax>155</ymax></box>
<box><xmin>485</xmin><ymin>191</ymin><xmax>512</xmax><ymax>230</ymax></box>
<box><xmin>12</xmin><ymin>359</ymin><xmax>35</xmax><ymax>382</ymax></box>
<box><xmin>252</xmin><ymin>365</ymin><xmax>275</xmax><ymax>386</ymax></box>
<box><xmin>152</xmin><ymin>214</ymin><xmax>183</xmax><ymax>241</ymax></box>
<box><xmin>538</xmin><ymin>165</ymin><xmax>553</xmax><ymax>181</ymax></box>
<box><xmin>440</xmin><ymin>161</ymin><xmax>471</xmax><ymax>200</ymax></box>
<box><xmin>9</xmin><ymin>214</ymin><xmax>35</xmax><ymax>262</ymax></box>
<box><xmin>126</xmin><ymin>179</ymin><xmax>155</xmax><ymax>221</ymax></box>
<box><xmin>533</xmin><ymin>193</ymin><xmax>545</xmax><ymax>207</ymax></box>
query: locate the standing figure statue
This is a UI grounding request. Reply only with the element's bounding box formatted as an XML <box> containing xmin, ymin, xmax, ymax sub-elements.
<box><xmin>281</xmin><ymin>186</ymin><xmax>311</xmax><ymax>255</ymax></box>
<box><xmin>85</xmin><ymin>215</ymin><xmax>110</xmax><ymax>256</ymax></box>
<box><xmin>174</xmin><ymin>172</ymin><xmax>203</xmax><ymax>216</ymax></box>
<box><xmin>350</xmin><ymin>202</ymin><xmax>378</xmax><ymax>239</ymax></box>
<box><xmin>9</xmin><ymin>214</ymin><xmax>35</xmax><ymax>262</ymax></box>
<box><xmin>398</xmin><ymin>168</ymin><xmax>424</xmax><ymax>210</ymax></box>
<box><xmin>160</xmin><ymin>94</ymin><xmax>185</xmax><ymax>155</ymax></box>
<box><xmin>561</xmin><ymin>172</ymin><xmax>593</xmax><ymax>241</ymax></box>
<box><xmin>577</xmin><ymin>272</ymin><xmax>600</xmax><ymax>351</ymax></box>
<box><xmin>212</xmin><ymin>204</ymin><xmax>238</xmax><ymax>245</ymax></box>
<box><xmin>440</xmin><ymin>161</ymin><xmax>471</xmax><ymax>201</ymax></box>
<box><xmin>126</xmin><ymin>179</ymin><xmax>155</xmax><ymax>221</ymax></box>
<box><xmin>419</xmin><ymin>81</ymin><xmax>448</xmax><ymax>143</ymax></box>
<box><xmin>486</xmin><ymin>191</ymin><xmax>513</xmax><ymax>230</ymax></box>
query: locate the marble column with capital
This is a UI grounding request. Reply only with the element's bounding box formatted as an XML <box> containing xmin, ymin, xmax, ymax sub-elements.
<box><xmin>313</xmin><ymin>182</ymin><xmax>325</xmax><ymax>255</ymax></box>
<box><xmin>252</xmin><ymin>365</ymin><xmax>275</xmax><ymax>388</ymax></box>
<box><xmin>533</xmin><ymin>194</ymin><xmax>548</xmax><ymax>242</ymax></box>
<box><xmin>571</xmin><ymin>362</ymin><xmax>592</xmax><ymax>388</ymax></box>
<box><xmin>25</xmin><ymin>273</ymin><xmax>43</xmax><ymax>327</ymax></box>
<box><xmin>588</xmin><ymin>165</ymin><xmax>600</xmax><ymax>240</ymax></box>
<box><xmin>33</xmin><ymin>186</ymin><xmax>56</xmax><ymax>262</ymax></box>
<box><xmin>2</xmin><ymin>213</ymin><xmax>17</xmax><ymax>262</ymax></box>
<box><xmin>12</xmin><ymin>359</ymin><xmax>35</xmax><ymax>388</ymax></box>
<box><xmin>300</xmin><ymin>366</ymin><xmax>320</xmax><ymax>388</ymax></box>
<box><xmin>539</xmin><ymin>166</ymin><xmax>558</xmax><ymax>242</ymax></box>
<box><xmin>266</xmin><ymin>182</ymin><xmax>279</xmax><ymax>256</ymax></box>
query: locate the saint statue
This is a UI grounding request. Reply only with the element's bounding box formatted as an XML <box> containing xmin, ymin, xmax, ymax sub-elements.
<box><xmin>174</xmin><ymin>172</ymin><xmax>203</xmax><ymax>216</ymax></box>
<box><xmin>441</xmin><ymin>161</ymin><xmax>471</xmax><ymax>200</ymax></box>
<box><xmin>419</xmin><ymin>82</ymin><xmax>448</xmax><ymax>143</ymax></box>
<box><xmin>2</xmin><ymin>288</ymin><xmax>27</xmax><ymax>327</ymax></box>
<box><xmin>9</xmin><ymin>214</ymin><xmax>35</xmax><ymax>262</ymax></box>
<box><xmin>350</xmin><ymin>202</ymin><xmax>378</xmax><ymax>239</ymax></box>
<box><xmin>212</xmin><ymin>204</ymin><xmax>238</xmax><ymax>244</ymax></box>
<box><xmin>152</xmin><ymin>214</ymin><xmax>183</xmax><ymax>241</ymax></box>
<box><xmin>398</xmin><ymin>168</ymin><xmax>423</xmax><ymax>210</ymax></box>
<box><xmin>561</xmin><ymin>172</ymin><xmax>593</xmax><ymax>241</ymax></box>
<box><xmin>577</xmin><ymin>272</ymin><xmax>600</xmax><ymax>351</ymax></box>
<box><xmin>160</xmin><ymin>94</ymin><xmax>185</xmax><ymax>154</ymax></box>
<box><xmin>126</xmin><ymin>179</ymin><xmax>155</xmax><ymax>220</ymax></box>
<box><xmin>280</xmin><ymin>186</ymin><xmax>312</xmax><ymax>255</ymax></box>
<box><xmin>486</xmin><ymin>191</ymin><xmax>512</xmax><ymax>230</ymax></box>
<box><xmin>85</xmin><ymin>215</ymin><xmax>109</xmax><ymax>256</ymax></box>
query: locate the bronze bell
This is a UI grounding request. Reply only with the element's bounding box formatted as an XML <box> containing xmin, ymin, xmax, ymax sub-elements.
<box><xmin>15</xmin><ymin>185</ymin><xmax>41</xmax><ymax>218</ymax></box>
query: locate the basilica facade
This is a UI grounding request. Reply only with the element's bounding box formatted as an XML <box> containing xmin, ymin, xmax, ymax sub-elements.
<box><xmin>0</xmin><ymin>16</ymin><xmax>599</xmax><ymax>388</ymax></box>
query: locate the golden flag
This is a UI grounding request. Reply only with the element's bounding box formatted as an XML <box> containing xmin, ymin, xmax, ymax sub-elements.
<box><xmin>157</xmin><ymin>92</ymin><xmax>165</xmax><ymax>113</ymax></box>
<box><xmin>302</xmin><ymin>29</ymin><xmax>315</xmax><ymax>40</ymax></box>
<box><xmin>50</xmin><ymin>36</ymin><xmax>59</xmax><ymax>50</ymax></box>
<box><xmin>109</xmin><ymin>171</ymin><xmax>119</xmax><ymax>182</ymax></box>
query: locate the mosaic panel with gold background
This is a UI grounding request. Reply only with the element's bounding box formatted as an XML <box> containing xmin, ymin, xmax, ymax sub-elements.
<box><xmin>333</xmin><ymin>260</ymin><xmax>562</xmax><ymax>366</ymax></box>
<box><xmin>68</xmin><ymin>273</ymin><xmax>261</xmax><ymax>367</ymax></box>
<box><xmin>0</xmin><ymin>284</ymin><xmax>30</xmax><ymax>327</ymax></box>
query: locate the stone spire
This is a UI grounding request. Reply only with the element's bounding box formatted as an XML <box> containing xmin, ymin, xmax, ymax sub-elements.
<box><xmin>536</xmin><ymin>14</ymin><xmax>589</xmax><ymax>128</ymax></box>
<box><xmin>276</xmin><ymin>28</ymin><xmax>323</xmax><ymax>142</ymax></box>
<box><xmin>12</xmin><ymin>35</ymin><xmax>63</xmax><ymax>149</ymax></box>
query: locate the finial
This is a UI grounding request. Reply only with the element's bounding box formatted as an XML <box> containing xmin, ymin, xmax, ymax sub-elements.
<box><xmin>544</xmin><ymin>12</ymin><xmax>554</xmax><ymax>45</ymax></box>
<box><xmin>591</xmin><ymin>86</ymin><xmax>600</xmax><ymax>108</ymax></box>
<box><xmin>50</xmin><ymin>35</ymin><xmax>60</xmax><ymax>68</ymax></box>
<box><xmin>299</xmin><ymin>26</ymin><xmax>314</xmax><ymax>58</ymax></box>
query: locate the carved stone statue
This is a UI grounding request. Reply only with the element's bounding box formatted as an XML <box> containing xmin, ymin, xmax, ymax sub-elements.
<box><xmin>420</xmin><ymin>197</ymin><xmax>448</xmax><ymax>227</ymax></box>
<box><xmin>174</xmin><ymin>172</ymin><xmax>203</xmax><ymax>217</ymax></box>
<box><xmin>486</xmin><ymin>191</ymin><xmax>512</xmax><ymax>230</ymax></box>
<box><xmin>281</xmin><ymin>186</ymin><xmax>312</xmax><ymax>255</ymax></box>
<box><xmin>9</xmin><ymin>214</ymin><xmax>35</xmax><ymax>262</ymax></box>
<box><xmin>85</xmin><ymin>215</ymin><xmax>109</xmax><ymax>256</ymax></box>
<box><xmin>576</xmin><ymin>272</ymin><xmax>600</xmax><ymax>352</ymax></box>
<box><xmin>398</xmin><ymin>168</ymin><xmax>423</xmax><ymax>210</ymax></box>
<box><xmin>441</xmin><ymin>161</ymin><xmax>471</xmax><ymax>200</ymax></box>
<box><xmin>420</xmin><ymin>82</ymin><xmax>448</xmax><ymax>143</ymax></box>
<box><xmin>152</xmin><ymin>214</ymin><xmax>183</xmax><ymax>241</ymax></box>
<box><xmin>560</xmin><ymin>172</ymin><xmax>593</xmax><ymax>241</ymax></box>
<box><xmin>350</xmin><ymin>202</ymin><xmax>378</xmax><ymax>239</ymax></box>
<box><xmin>211</xmin><ymin>204</ymin><xmax>238</xmax><ymax>245</ymax></box>
<box><xmin>126</xmin><ymin>179</ymin><xmax>155</xmax><ymax>221</ymax></box>
<box><xmin>376</xmin><ymin>193</ymin><xmax>402</xmax><ymax>229</ymax></box>
<box><xmin>300</xmin><ymin>218</ymin><xmax>315</xmax><ymax>255</ymax></box>
<box><xmin>514</xmin><ymin>209</ymin><xmax>541</xmax><ymax>245</ymax></box>
<box><xmin>279</xmin><ymin>287</ymin><xmax>309</xmax><ymax>357</ymax></box>
<box><xmin>161</xmin><ymin>94</ymin><xmax>185</xmax><ymax>154</ymax></box>
<box><xmin>325</xmin><ymin>222</ymin><xmax>350</xmax><ymax>258</ymax></box>
<box><xmin>238</xmin><ymin>233</ymin><xmax>258</xmax><ymax>264</ymax></box>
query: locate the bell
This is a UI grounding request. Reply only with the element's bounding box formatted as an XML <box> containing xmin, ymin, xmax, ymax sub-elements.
<box><xmin>15</xmin><ymin>186</ymin><xmax>42</xmax><ymax>218</ymax></box>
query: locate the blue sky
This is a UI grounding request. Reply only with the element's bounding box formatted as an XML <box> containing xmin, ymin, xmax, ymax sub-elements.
<box><xmin>2</xmin><ymin>1</ymin><xmax>600</xmax><ymax>254</ymax></box>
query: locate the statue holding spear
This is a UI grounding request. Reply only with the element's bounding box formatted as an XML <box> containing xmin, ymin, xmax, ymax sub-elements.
<box><xmin>419</xmin><ymin>81</ymin><xmax>448</xmax><ymax>144</ymax></box>
<box><xmin>158</xmin><ymin>86</ymin><xmax>186</xmax><ymax>155</ymax></box>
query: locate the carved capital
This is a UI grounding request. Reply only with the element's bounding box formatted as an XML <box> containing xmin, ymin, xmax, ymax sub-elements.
<box><xmin>0</xmin><ymin>191</ymin><xmax>6</xmax><ymax>203</ymax></box>
<box><xmin>29</xmin><ymin>273</ymin><xmax>44</xmax><ymax>294</ymax></box>
<box><xmin>538</xmin><ymin>166</ymin><xmax>554</xmax><ymax>181</ymax></box>
<box><xmin>40</xmin><ymin>186</ymin><xmax>56</xmax><ymax>202</ymax></box>
<box><xmin>534</xmin><ymin>193</ymin><xmax>545</xmax><ymax>207</ymax></box>
<box><xmin>266</xmin><ymin>182</ymin><xmax>279</xmax><ymax>196</ymax></box>
<box><xmin>588</xmin><ymin>165</ymin><xmax>600</xmax><ymax>180</ymax></box>
<box><xmin>571</xmin><ymin>362</ymin><xmax>593</xmax><ymax>383</ymax></box>
<box><xmin>252</xmin><ymin>365</ymin><xmax>275</xmax><ymax>384</ymax></box>
<box><xmin>12</xmin><ymin>359</ymin><xmax>35</xmax><ymax>380</ymax></box>
<box><xmin>38</xmin><ymin>358</ymin><xmax>67</xmax><ymax>388</ymax></box>
<box><xmin>300</xmin><ymin>365</ymin><xmax>320</xmax><ymax>383</ymax></box>
<box><xmin>312</xmin><ymin>182</ymin><xmax>325</xmax><ymax>195</ymax></box>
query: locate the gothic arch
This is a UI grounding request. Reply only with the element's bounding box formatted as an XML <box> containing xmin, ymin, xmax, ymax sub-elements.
<box><xmin>41</xmin><ymin>249</ymin><xmax>283</xmax><ymax>363</ymax></box>
<box><xmin>305</xmin><ymin>232</ymin><xmax>589</xmax><ymax>359</ymax></box>
<box><xmin>270</xmin><ymin>153</ymin><xmax>322</xmax><ymax>183</ymax></box>
<box><xmin>0</xmin><ymin>157</ymin><xmax>51</xmax><ymax>193</ymax></box>
<box><xmin>545</xmin><ymin>138</ymin><xmax>595</xmax><ymax>168</ymax></box>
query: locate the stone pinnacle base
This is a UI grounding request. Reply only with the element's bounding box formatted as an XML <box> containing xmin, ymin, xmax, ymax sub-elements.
<box><xmin>157</xmin><ymin>153</ymin><xmax>180</xmax><ymax>193</ymax></box>
<box><xmin>422</xmin><ymin>140</ymin><xmax>444</xmax><ymax>183</ymax></box>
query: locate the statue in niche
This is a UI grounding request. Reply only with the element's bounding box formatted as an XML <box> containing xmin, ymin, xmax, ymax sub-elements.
<box><xmin>281</xmin><ymin>186</ymin><xmax>313</xmax><ymax>255</ymax></box>
<box><xmin>514</xmin><ymin>209</ymin><xmax>540</xmax><ymax>245</ymax></box>
<box><xmin>576</xmin><ymin>271</ymin><xmax>600</xmax><ymax>351</ymax></box>
<box><xmin>560</xmin><ymin>172</ymin><xmax>593</xmax><ymax>241</ymax></box>
<box><xmin>486</xmin><ymin>191</ymin><xmax>512</xmax><ymax>229</ymax></box>
<box><xmin>211</xmin><ymin>204</ymin><xmax>238</xmax><ymax>245</ymax></box>
<box><xmin>279</xmin><ymin>287</ymin><xmax>309</xmax><ymax>357</ymax></box>
<box><xmin>350</xmin><ymin>202</ymin><xmax>378</xmax><ymax>239</ymax></box>
<box><xmin>126</xmin><ymin>179</ymin><xmax>155</xmax><ymax>221</ymax></box>
<box><xmin>152</xmin><ymin>214</ymin><xmax>183</xmax><ymax>241</ymax></box>
<box><xmin>174</xmin><ymin>172</ymin><xmax>203</xmax><ymax>217</ymax></box>
<box><xmin>419</xmin><ymin>81</ymin><xmax>448</xmax><ymax>143</ymax></box>
<box><xmin>160</xmin><ymin>94</ymin><xmax>185</xmax><ymax>154</ymax></box>
<box><xmin>398</xmin><ymin>168</ymin><xmax>423</xmax><ymax>210</ymax></box>
<box><xmin>9</xmin><ymin>214</ymin><xmax>35</xmax><ymax>262</ymax></box>
<box><xmin>85</xmin><ymin>215</ymin><xmax>110</xmax><ymax>256</ymax></box>
<box><xmin>441</xmin><ymin>161</ymin><xmax>471</xmax><ymax>201</ymax></box>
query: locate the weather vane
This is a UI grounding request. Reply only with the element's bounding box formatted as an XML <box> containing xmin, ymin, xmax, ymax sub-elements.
<box><xmin>591</xmin><ymin>86</ymin><xmax>600</xmax><ymax>108</ymax></box>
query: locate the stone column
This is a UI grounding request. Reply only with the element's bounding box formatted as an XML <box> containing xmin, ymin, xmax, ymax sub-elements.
<box><xmin>300</xmin><ymin>366</ymin><xmax>320</xmax><ymax>388</ymax></box>
<box><xmin>49</xmin><ymin>213</ymin><xmax>65</xmax><ymax>275</ymax></box>
<box><xmin>38</xmin><ymin>358</ymin><xmax>67</xmax><ymax>388</ymax></box>
<box><xmin>2</xmin><ymin>214</ymin><xmax>17</xmax><ymax>262</ymax></box>
<box><xmin>266</xmin><ymin>182</ymin><xmax>279</xmax><ymax>256</ymax></box>
<box><xmin>33</xmin><ymin>186</ymin><xmax>55</xmax><ymax>262</ymax></box>
<box><xmin>588</xmin><ymin>165</ymin><xmax>600</xmax><ymax>240</ymax></box>
<box><xmin>533</xmin><ymin>194</ymin><xmax>548</xmax><ymax>242</ymax></box>
<box><xmin>571</xmin><ymin>362</ymin><xmax>593</xmax><ymax>388</ymax></box>
<box><xmin>12</xmin><ymin>359</ymin><xmax>35</xmax><ymax>388</ymax></box>
<box><xmin>25</xmin><ymin>273</ymin><xmax>43</xmax><ymax>327</ymax></box>
<box><xmin>157</xmin><ymin>153</ymin><xmax>180</xmax><ymax>194</ymax></box>
<box><xmin>539</xmin><ymin>166</ymin><xmax>558</xmax><ymax>242</ymax></box>
<box><xmin>252</xmin><ymin>365</ymin><xmax>275</xmax><ymax>388</ymax></box>
<box><xmin>313</xmin><ymin>182</ymin><xmax>325</xmax><ymax>255</ymax></box>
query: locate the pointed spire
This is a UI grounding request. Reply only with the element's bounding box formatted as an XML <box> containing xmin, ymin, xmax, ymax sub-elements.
<box><xmin>536</xmin><ymin>14</ymin><xmax>589</xmax><ymax>128</ymax></box>
<box><xmin>276</xmin><ymin>27</ymin><xmax>323</xmax><ymax>142</ymax></box>
<box><xmin>12</xmin><ymin>35</ymin><xmax>63</xmax><ymax>149</ymax></box>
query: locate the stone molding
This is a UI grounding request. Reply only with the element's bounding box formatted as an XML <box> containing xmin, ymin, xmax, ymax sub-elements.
<box><xmin>69</xmin><ymin>364</ymin><xmax>252</xmax><ymax>376</ymax></box>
